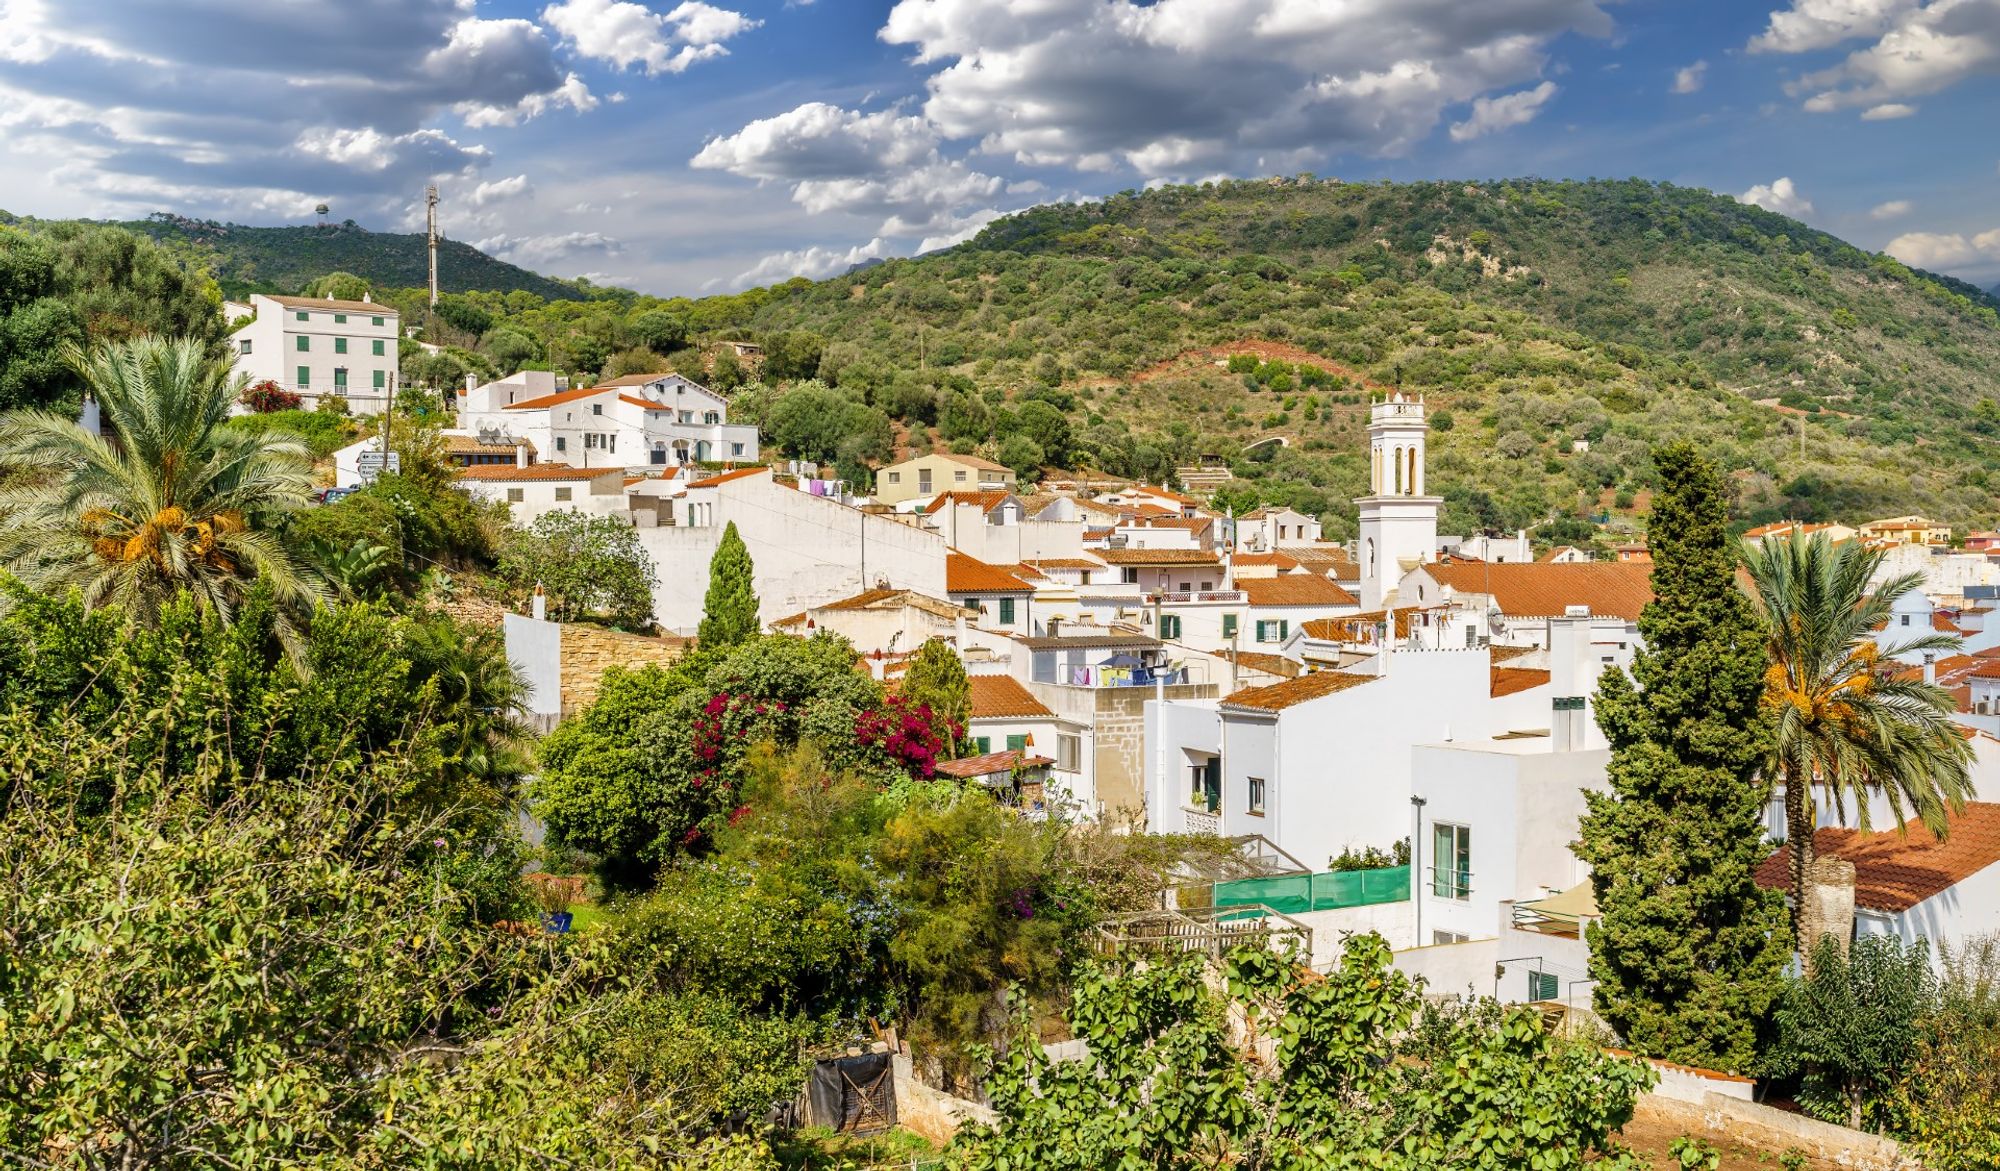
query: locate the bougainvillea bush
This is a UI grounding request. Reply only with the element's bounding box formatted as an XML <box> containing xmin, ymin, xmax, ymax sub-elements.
<box><xmin>239</xmin><ymin>378</ymin><xmax>303</xmax><ymax>413</ymax></box>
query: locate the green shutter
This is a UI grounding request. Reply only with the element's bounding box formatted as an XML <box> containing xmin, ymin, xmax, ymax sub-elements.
<box><xmin>371</xmin><ymin>339</ymin><xmax>385</xmax><ymax>356</ymax></box>
<box><xmin>295</xmin><ymin>365</ymin><xmax>310</xmax><ymax>387</ymax></box>
<box><xmin>333</xmin><ymin>313</ymin><xmax>347</xmax><ymax>324</ymax></box>
<box><xmin>294</xmin><ymin>310</ymin><xmax>308</xmax><ymax>321</ymax></box>
<box><xmin>333</xmin><ymin>369</ymin><xmax>347</xmax><ymax>388</ymax></box>
<box><xmin>1528</xmin><ymin>971</ymin><xmax>1558</xmax><ymax>1001</ymax></box>
<box><xmin>1279</xmin><ymin>619</ymin><xmax>1289</xmax><ymax>640</ymax></box>
<box><xmin>1222</xmin><ymin>614</ymin><xmax>1237</xmax><ymax>638</ymax></box>
<box><xmin>999</xmin><ymin>597</ymin><xmax>1015</xmax><ymax>624</ymax></box>
<box><xmin>296</xmin><ymin>335</ymin><xmax>309</xmax><ymax>351</ymax></box>
<box><xmin>372</xmin><ymin>315</ymin><xmax>384</xmax><ymax>326</ymax></box>
<box><xmin>971</xmin><ymin>737</ymin><xmax>990</xmax><ymax>754</ymax></box>
<box><xmin>334</xmin><ymin>337</ymin><xmax>347</xmax><ymax>354</ymax></box>
<box><xmin>1006</xmin><ymin>734</ymin><xmax>1027</xmax><ymax>751</ymax></box>
<box><xmin>373</xmin><ymin>370</ymin><xmax>385</xmax><ymax>389</ymax></box>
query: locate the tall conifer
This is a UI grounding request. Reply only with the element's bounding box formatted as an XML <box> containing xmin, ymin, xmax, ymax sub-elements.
<box><xmin>1575</xmin><ymin>442</ymin><xmax>1789</xmax><ymax>1072</ymax></box>
<box><xmin>696</xmin><ymin>521</ymin><xmax>759</xmax><ymax>649</ymax></box>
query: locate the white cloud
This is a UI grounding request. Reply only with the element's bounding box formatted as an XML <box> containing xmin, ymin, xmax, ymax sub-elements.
<box><xmin>691</xmin><ymin>103</ymin><xmax>939</xmax><ymax>181</ymax></box>
<box><xmin>1884</xmin><ymin>228</ymin><xmax>2000</xmax><ymax>269</ymax></box>
<box><xmin>1449</xmin><ymin>81</ymin><xmax>1559</xmax><ymax>142</ymax></box>
<box><xmin>1738</xmin><ymin>176</ymin><xmax>1815</xmax><ymax>218</ymax></box>
<box><xmin>728</xmin><ymin>237</ymin><xmax>888</xmax><ymax>287</ymax></box>
<box><xmin>1860</xmin><ymin>101</ymin><xmax>1918</xmax><ymax>119</ymax></box>
<box><xmin>459</xmin><ymin>73</ymin><xmax>598</xmax><ymax>128</ymax></box>
<box><xmin>469</xmin><ymin>174</ymin><xmax>533</xmax><ymax>206</ymax></box>
<box><xmin>1763</xmin><ymin>0</ymin><xmax>2000</xmax><ymax>115</ymax></box>
<box><xmin>473</xmin><ymin>230</ymin><xmax>623</xmax><ymax>268</ymax></box>
<box><xmin>917</xmin><ymin>208</ymin><xmax>1005</xmax><ymax>253</ymax></box>
<box><xmin>1672</xmin><ymin>60</ymin><xmax>1708</xmax><ymax>93</ymax></box>
<box><xmin>541</xmin><ymin>0</ymin><xmax>759</xmax><ymax>75</ymax></box>
<box><xmin>1749</xmin><ymin>0</ymin><xmax>1916</xmax><ymax>53</ymax></box>
<box><xmin>877</xmin><ymin>0</ymin><xmax>1611</xmax><ymax>175</ymax></box>
<box><xmin>1870</xmin><ymin>198</ymin><xmax>1913</xmax><ymax>219</ymax></box>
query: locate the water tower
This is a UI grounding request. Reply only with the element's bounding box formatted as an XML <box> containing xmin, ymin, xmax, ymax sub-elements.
<box><xmin>314</xmin><ymin>202</ymin><xmax>330</xmax><ymax>228</ymax></box>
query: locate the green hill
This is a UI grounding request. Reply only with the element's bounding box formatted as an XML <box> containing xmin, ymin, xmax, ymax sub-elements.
<box><xmin>68</xmin><ymin>212</ymin><xmax>580</xmax><ymax>302</ymax></box>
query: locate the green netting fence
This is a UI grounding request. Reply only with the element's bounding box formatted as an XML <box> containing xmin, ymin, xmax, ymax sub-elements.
<box><xmin>1213</xmin><ymin>865</ymin><xmax>1410</xmax><ymax>915</ymax></box>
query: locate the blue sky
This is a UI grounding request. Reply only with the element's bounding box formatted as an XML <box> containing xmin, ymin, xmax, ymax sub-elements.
<box><xmin>1</xmin><ymin>0</ymin><xmax>1996</xmax><ymax>295</ymax></box>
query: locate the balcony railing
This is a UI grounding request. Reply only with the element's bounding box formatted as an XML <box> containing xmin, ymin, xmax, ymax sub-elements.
<box><xmin>1428</xmin><ymin>866</ymin><xmax>1473</xmax><ymax>900</ymax></box>
<box><xmin>1146</xmin><ymin>590</ymin><xmax>1247</xmax><ymax>604</ymax></box>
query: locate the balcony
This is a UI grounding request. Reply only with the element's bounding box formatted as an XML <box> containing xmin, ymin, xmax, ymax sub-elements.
<box><xmin>1146</xmin><ymin>590</ymin><xmax>1247</xmax><ymax>605</ymax></box>
<box><xmin>1428</xmin><ymin>866</ymin><xmax>1473</xmax><ymax>901</ymax></box>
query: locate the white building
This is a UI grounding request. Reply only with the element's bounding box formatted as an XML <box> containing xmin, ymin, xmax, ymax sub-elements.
<box><xmin>457</xmin><ymin>464</ymin><xmax>631</xmax><ymax>521</ymax></box>
<box><xmin>1357</xmin><ymin>394</ymin><xmax>1441</xmax><ymax>610</ymax></box>
<box><xmin>461</xmin><ymin>371</ymin><xmax>759</xmax><ymax>470</ymax></box>
<box><xmin>768</xmin><ymin>588</ymin><xmax>973</xmax><ymax>665</ymax></box>
<box><xmin>1236</xmin><ymin>506</ymin><xmax>1322</xmax><ymax>552</ymax></box>
<box><xmin>229</xmin><ymin>293</ymin><xmax>399</xmax><ymax>413</ymax></box>
<box><xmin>962</xmin><ymin>674</ymin><xmax>1095</xmax><ymax>814</ymax></box>
<box><xmin>1397</xmin><ymin>560</ymin><xmax>1652</xmax><ymax>649</ymax></box>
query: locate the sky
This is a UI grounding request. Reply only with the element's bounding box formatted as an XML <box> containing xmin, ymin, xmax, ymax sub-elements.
<box><xmin>1</xmin><ymin>0</ymin><xmax>1996</xmax><ymax>297</ymax></box>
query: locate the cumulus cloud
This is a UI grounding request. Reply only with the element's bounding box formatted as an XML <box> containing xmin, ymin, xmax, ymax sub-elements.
<box><xmin>728</xmin><ymin>237</ymin><xmax>888</xmax><ymax>288</ymax></box>
<box><xmin>1449</xmin><ymin>81</ymin><xmax>1559</xmax><ymax>141</ymax></box>
<box><xmin>1870</xmin><ymin>198</ymin><xmax>1913</xmax><ymax>219</ymax></box>
<box><xmin>0</xmin><ymin>0</ymin><xmax>597</xmax><ymax>222</ymax></box>
<box><xmin>878</xmin><ymin>0</ymin><xmax>1610</xmax><ymax>175</ymax></box>
<box><xmin>1884</xmin><ymin>228</ymin><xmax>2000</xmax><ymax>269</ymax></box>
<box><xmin>1672</xmin><ymin>60</ymin><xmax>1709</xmax><ymax>93</ymax></box>
<box><xmin>1739</xmin><ymin>176</ymin><xmax>1815</xmax><ymax>218</ymax></box>
<box><xmin>1860</xmin><ymin>101</ymin><xmax>1918</xmax><ymax>119</ymax></box>
<box><xmin>1753</xmin><ymin>0</ymin><xmax>2000</xmax><ymax>115</ymax></box>
<box><xmin>474</xmin><ymin>230</ymin><xmax>623</xmax><ymax>268</ymax></box>
<box><xmin>469</xmin><ymin>174</ymin><xmax>534</xmax><ymax>207</ymax></box>
<box><xmin>541</xmin><ymin>0</ymin><xmax>759</xmax><ymax>75</ymax></box>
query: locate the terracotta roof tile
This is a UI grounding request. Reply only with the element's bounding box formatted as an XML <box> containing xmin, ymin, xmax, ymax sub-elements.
<box><xmin>502</xmin><ymin>385</ymin><xmax>612</xmax><ymax>411</ymax></box>
<box><xmin>936</xmin><ymin>748</ymin><xmax>1052</xmax><ymax>779</ymax></box>
<box><xmin>1422</xmin><ymin>560</ymin><xmax>1654</xmax><ymax>621</ymax></box>
<box><xmin>1238</xmin><ymin>575</ymin><xmax>1358</xmax><ymax>607</ymax></box>
<box><xmin>1755</xmin><ymin>803</ymin><xmax>2000</xmax><ymax>912</ymax></box>
<box><xmin>456</xmin><ymin>463</ymin><xmax>620</xmax><ymax>483</ymax></box>
<box><xmin>1299</xmin><ymin>607</ymin><xmax>1432</xmax><ymax>640</ymax></box>
<box><xmin>685</xmin><ymin>466</ymin><xmax>770</xmax><ymax>489</ymax></box>
<box><xmin>1023</xmin><ymin>557</ymin><xmax>1106</xmax><ymax>570</ymax></box>
<box><xmin>1222</xmin><ymin>670</ymin><xmax>1378</xmax><ymax>712</ymax></box>
<box><xmin>968</xmin><ymin>675</ymin><xmax>1054</xmax><ymax>719</ymax></box>
<box><xmin>262</xmin><ymin>293</ymin><xmax>397</xmax><ymax>315</ymax></box>
<box><xmin>921</xmin><ymin>490</ymin><xmax>1013</xmax><ymax>515</ymax></box>
<box><xmin>440</xmin><ymin>432</ymin><xmax>535</xmax><ymax>455</ymax></box>
<box><xmin>937</xmin><ymin>451</ymin><xmax>1012</xmax><ymax>473</ymax></box>
<box><xmin>947</xmin><ymin>553</ymin><xmax>1034</xmax><ymax>594</ymax></box>
<box><xmin>1211</xmin><ymin>649</ymin><xmax>1304</xmax><ymax>678</ymax></box>
<box><xmin>1231</xmin><ymin>552</ymin><xmax>1301</xmax><ymax>570</ymax></box>
<box><xmin>1490</xmin><ymin>666</ymin><xmax>1552</xmax><ymax>698</ymax></box>
<box><xmin>1094</xmin><ymin>548</ymin><xmax>1220</xmax><ymax>566</ymax></box>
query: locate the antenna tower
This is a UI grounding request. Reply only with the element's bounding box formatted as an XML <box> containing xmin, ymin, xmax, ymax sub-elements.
<box><xmin>426</xmin><ymin>184</ymin><xmax>440</xmax><ymax>308</ymax></box>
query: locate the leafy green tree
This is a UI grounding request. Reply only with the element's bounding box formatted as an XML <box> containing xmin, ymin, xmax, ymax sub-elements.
<box><xmin>300</xmin><ymin>270</ymin><xmax>371</xmax><ymax>301</ymax></box>
<box><xmin>764</xmin><ymin>381</ymin><xmax>892</xmax><ymax>465</ymax></box>
<box><xmin>629</xmin><ymin>308</ymin><xmax>688</xmax><ymax>354</ymax></box>
<box><xmin>1010</xmin><ymin>399</ymin><xmax>1073</xmax><ymax>466</ymax></box>
<box><xmin>962</xmin><ymin>935</ymin><xmax>1653</xmax><ymax>1169</ymax></box>
<box><xmin>0</xmin><ymin>336</ymin><xmax>326</xmax><ymax>648</ymax></box>
<box><xmin>1896</xmin><ymin>934</ymin><xmax>2000</xmax><ymax>1168</ymax></box>
<box><xmin>602</xmin><ymin>345</ymin><xmax>671</xmax><ymax>380</ymax></box>
<box><xmin>482</xmin><ymin>326</ymin><xmax>541</xmax><ymax>371</ymax></box>
<box><xmin>697</xmin><ymin>521</ymin><xmax>758</xmax><ymax>648</ymax></box>
<box><xmin>900</xmin><ymin>637</ymin><xmax>970</xmax><ymax>754</ymax></box>
<box><xmin>759</xmin><ymin>329</ymin><xmax>825</xmax><ymax>381</ymax></box>
<box><xmin>1574</xmin><ymin>442</ymin><xmax>1791</xmax><ymax>1072</ymax></box>
<box><xmin>0</xmin><ymin>229</ymin><xmax>84</xmax><ymax>410</ymax></box>
<box><xmin>434</xmin><ymin>292</ymin><xmax>495</xmax><ymax>338</ymax></box>
<box><xmin>1768</xmin><ymin>935</ymin><xmax>1934</xmax><ymax>1129</ymax></box>
<box><xmin>500</xmin><ymin>511</ymin><xmax>659</xmax><ymax>631</ymax></box>
<box><xmin>998</xmin><ymin>434</ymin><xmax>1045</xmax><ymax>481</ymax></box>
<box><xmin>1744</xmin><ymin>532</ymin><xmax>1973</xmax><ymax>942</ymax></box>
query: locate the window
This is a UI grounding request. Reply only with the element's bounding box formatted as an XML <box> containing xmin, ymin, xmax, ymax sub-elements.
<box><xmin>553</xmin><ymin>487</ymin><xmax>572</xmax><ymax>502</ymax></box>
<box><xmin>238</xmin><ymin>339</ymin><xmax>252</xmax><ymax>355</ymax></box>
<box><xmin>1178</xmin><ymin>581</ymin><xmax>1191</xmax><ymax>592</ymax></box>
<box><xmin>1188</xmin><ymin>757</ymin><xmax>1220</xmax><ymax>814</ymax></box>
<box><xmin>969</xmin><ymin>736</ymin><xmax>991</xmax><ymax>754</ymax></box>
<box><xmin>334</xmin><ymin>337</ymin><xmax>347</xmax><ymax>354</ymax></box>
<box><xmin>372</xmin><ymin>370</ymin><xmax>385</xmax><ymax>390</ymax></box>
<box><xmin>1222</xmin><ymin>614</ymin><xmax>1238</xmax><ymax>638</ymax></box>
<box><xmin>332</xmin><ymin>368</ymin><xmax>348</xmax><ymax>391</ymax></box>
<box><xmin>334</xmin><ymin>313</ymin><xmax>347</xmax><ymax>324</ymax></box>
<box><xmin>1121</xmin><ymin>568</ymin><xmax>1139</xmax><ymax>584</ymax></box>
<box><xmin>608</xmin><ymin>434</ymin><xmax>615</xmax><ymax>453</ymax></box>
<box><xmin>1526</xmin><ymin>970</ymin><xmax>1559</xmax><ymax>1001</ymax></box>
<box><xmin>1901</xmin><ymin>614</ymin><xmax>1910</xmax><ymax>627</ymax></box>
<box><xmin>1247</xmin><ymin>776</ymin><xmax>1266</xmax><ymax>814</ymax></box>
<box><xmin>585</xmin><ymin>434</ymin><xmax>596</xmax><ymax>450</ymax></box>
<box><xmin>1433</xmin><ymin>930</ymin><xmax>1468</xmax><ymax>946</ymax></box>
<box><xmin>506</xmin><ymin>488</ymin><xmax>524</xmax><ymax>503</ymax></box>
<box><xmin>371</xmin><ymin>316</ymin><xmax>385</xmax><ymax>327</ymax></box>
<box><xmin>1006</xmin><ymin>733</ymin><xmax>1028</xmax><ymax>752</ymax></box>
<box><xmin>1199</xmin><ymin>580</ymin><xmax>1213</xmax><ymax>592</ymax></box>
<box><xmin>679</xmin><ymin>410</ymin><xmax>694</xmax><ymax>423</ymax></box>
<box><xmin>1432</xmin><ymin>823</ymin><xmax>1471</xmax><ymax>900</ymax></box>
<box><xmin>704</xmin><ymin>411</ymin><xmax>719</xmax><ymax>424</ymax></box>
<box><xmin>919</xmin><ymin>471</ymin><xmax>933</xmax><ymax>493</ymax></box>
<box><xmin>1255</xmin><ymin>619</ymin><xmax>1289</xmax><ymax>643</ymax></box>
<box><xmin>1057</xmin><ymin>733</ymin><xmax>1080</xmax><ymax>772</ymax></box>
<box><xmin>295</xmin><ymin>365</ymin><xmax>310</xmax><ymax>388</ymax></box>
<box><xmin>371</xmin><ymin>339</ymin><xmax>385</xmax><ymax>356</ymax></box>
<box><xmin>731</xmin><ymin>443</ymin><xmax>744</xmax><ymax>456</ymax></box>
<box><xmin>555</xmin><ymin>437</ymin><xmax>567</xmax><ymax>452</ymax></box>
<box><xmin>1158</xmin><ymin>613</ymin><xmax>1182</xmax><ymax>640</ymax></box>
<box><xmin>887</xmin><ymin>472</ymin><xmax>901</xmax><ymax>484</ymax></box>
<box><xmin>296</xmin><ymin>335</ymin><xmax>310</xmax><ymax>352</ymax></box>
<box><xmin>294</xmin><ymin>310</ymin><xmax>309</xmax><ymax>321</ymax></box>
<box><xmin>954</xmin><ymin>470</ymin><xmax>967</xmax><ymax>482</ymax></box>
<box><xmin>998</xmin><ymin>597</ymin><xmax>1016</xmax><ymax>624</ymax></box>
<box><xmin>592</xmin><ymin>403</ymin><xmax>602</xmax><ymax>415</ymax></box>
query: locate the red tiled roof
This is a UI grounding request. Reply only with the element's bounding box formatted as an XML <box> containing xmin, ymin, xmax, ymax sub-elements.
<box><xmin>685</xmin><ymin>466</ymin><xmax>770</xmax><ymax>489</ymax></box>
<box><xmin>1222</xmin><ymin>670</ymin><xmax>1378</xmax><ymax>712</ymax></box>
<box><xmin>921</xmin><ymin>490</ymin><xmax>1012</xmax><ymax>515</ymax></box>
<box><xmin>936</xmin><ymin>748</ymin><xmax>1053</xmax><ymax>779</ymax></box>
<box><xmin>1231</xmin><ymin>552</ymin><xmax>1301</xmax><ymax>570</ymax></box>
<box><xmin>1755</xmin><ymin>803</ymin><xmax>2000</xmax><ymax>912</ymax></box>
<box><xmin>1094</xmin><ymin>548</ymin><xmax>1220</xmax><ymax>566</ymax></box>
<box><xmin>262</xmin><ymin>293</ymin><xmax>396</xmax><ymax>314</ymax></box>
<box><xmin>1238</xmin><ymin>575</ymin><xmax>1358</xmax><ymax>607</ymax></box>
<box><xmin>1023</xmin><ymin>557</ymin><xmax>1106</xmax><ymax>570</ymax></box>
<box><xmin>947</xmin><ymin>553</ymin><xmax>1034</xmax><ymax>594</ymax></box>
<box><xmin>968</xmin><ymin>675</ymin><xmax>1054</xmax><ymax>719</ymax></box>
<box><xmin>1422</xmin><ymin>560</ymin><xmax>1654</xmax><ymax>621</ymax></box>
<box><xmin>937</xmin><ymin>451</ymin><xmax>1012</xmax><ymax>473</ymax></box>
<box><xmin>502</xmin><ymin>385</ymin><xmax>612</xmax><ymax>411</ymax></box>
<box><xmin>456</xmin><ymin>463</ymin><xmax>619</xmax><ymax>482</ymax></box>
<box><xmin>1299</xmin><ymin>607</ymin><xmax>1430</xmax><ymax>641</ymax></box>
<box><xmin>1211</xmin><ymin>650</ymin><xmax>1304</xmax><ymax>679</ymax></box>
<box><xmin>1490</xmin><ymin>666</ymin><xmax>1552</xmax><ymax>698</ymax></box>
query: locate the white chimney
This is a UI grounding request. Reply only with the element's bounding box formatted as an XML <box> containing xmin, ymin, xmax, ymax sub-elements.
<box><xmin>1924</xmin><ymin>653</ymin><xmax>1937</xmax><ymax>686</ymax></box>
<box><xmin>1547</xmin><ymin>609</ymin><xmax>1596</xmax><ymax>752</ymax></box>
<box><xmin>515</xmin><ymin>443</ymin><xmax>529</xmax><ymax>468</ymax></box>
<box><xmin>531</xmin><ymin>582</ymin><xmax>547</xmax><ymax>621</ymax></box>
<box><xmin>362</xmin><ymin>292</ymin><xmax>371</xmax><ymax>302</ymax></box>
<box><xmin>466</xmin><ymin>373</ymin><xmax>478</xmax><ymax>393</ymax></box>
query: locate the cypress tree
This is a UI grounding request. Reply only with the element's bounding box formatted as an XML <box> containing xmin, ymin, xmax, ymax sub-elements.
<box><xmin>696</xmin><ymin>521</ymin><xmax>759</xmax><ymax>649</ymax></box>
<box><xmin>1574</xmin><ymin>442</ymin><xmax>1789</xmax><ymax>1072</ymax></box>
<box><xmin>901</xmin><ymin>637</ymin><xmax>971</xmax><ymax>754</ymax></box>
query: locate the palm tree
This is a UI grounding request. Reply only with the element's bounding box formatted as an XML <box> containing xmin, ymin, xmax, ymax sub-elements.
<box><xmin>0</xmin><ymin>335</ymin><xmax>327</xmax><ymax>645</ymax></box>
<box><xmin>1743</xmin><ymin>531</ymin><xmax>1973</xmax><ymax>942</ymax></box>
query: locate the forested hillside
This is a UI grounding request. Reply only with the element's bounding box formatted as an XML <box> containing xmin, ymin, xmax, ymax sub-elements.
<box><xmin>0</xmin><ymin>211</ymin><xmax>584</xmax><ymax>302</ymax></box>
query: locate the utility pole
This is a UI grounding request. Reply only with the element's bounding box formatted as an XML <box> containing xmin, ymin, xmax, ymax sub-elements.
<box><xmin>426</xmin><ymin>184</ymin><xmax>440</xmax><ymax>309</ymax></box>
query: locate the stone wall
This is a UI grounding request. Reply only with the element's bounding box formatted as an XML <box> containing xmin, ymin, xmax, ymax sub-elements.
<box><xmin>1641</xmin><ymin>1092</ymin><xmax>1919</xmax><ymax>1170</ymax></box>
<box><xmin>558</xmin><ymin>624</ymin><xmax>686</xmax><ymax>713</ymax></box>
<box><xmin>1092</xmin><ymin>683</ymin><xmax>1218</xmax><ymax>824</ymax></box>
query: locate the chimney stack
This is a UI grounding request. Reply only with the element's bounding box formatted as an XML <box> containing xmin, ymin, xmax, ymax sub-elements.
<box><xmin>1547</xmin><ymin>607</ymin><xmax>1597</xmax><ymax>751</ymax></box>
<box><xmin>515</xmin><ymin>443</ymin><xmax>529</xmax><ymax>468</ymax></box>
<box><xmin>1925</xmin><ymin>652</ymin><xmax>1938</xmax><ymax>685</ymax></box>
<box><xmin>531</xmin><ymin>582</ymin><xmax>547</xmax><ymax>622</ymax></box>
<box><xmin>466</xmin><ymin>373</ymin><xmax>478</xmax><ymax>393</ymax></box>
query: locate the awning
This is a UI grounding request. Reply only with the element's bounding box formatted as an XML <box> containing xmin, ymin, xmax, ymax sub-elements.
<box><xmin>1516</xmin><ymin>881</ymin><xmax>1598</xmax><ymax>924</ymax></box>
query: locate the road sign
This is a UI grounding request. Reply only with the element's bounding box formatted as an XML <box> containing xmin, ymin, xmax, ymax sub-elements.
<box><xmin>356</xmin><ymin>450</ymin><xmax>401</xmax><ymax>483</ymax></box>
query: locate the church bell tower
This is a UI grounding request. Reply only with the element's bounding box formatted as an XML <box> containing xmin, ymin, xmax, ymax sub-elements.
<box><xmin>1356</xmin><ymin>392</ymin><xmax>1440</xmax><ymax>610</ymax></box>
